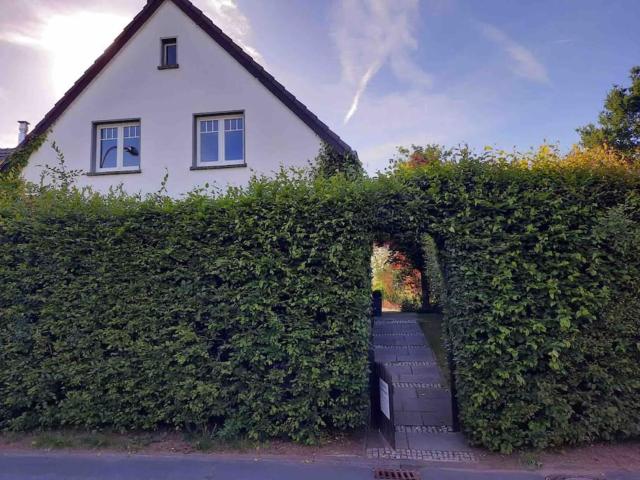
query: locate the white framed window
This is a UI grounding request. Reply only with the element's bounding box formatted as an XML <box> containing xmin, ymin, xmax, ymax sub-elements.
<box><xmin>196</xmin><ymin>114</ymin><xmax>245</xmax><ymax>166</ymax></box>
<box><xmin>161</xmin><ymin>37</ymin><xmax>177</xmax><ymax>67</ymax></box>
<box><xmin>94</xmin><ymin>122</ymin><xmax>141</xmax><ymax>172</ymax></box>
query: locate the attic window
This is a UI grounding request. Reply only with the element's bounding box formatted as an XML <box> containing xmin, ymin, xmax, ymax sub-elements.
<box><xmin>159</xmin><ymin>38</ymin><xmax>178</xmax><ymax>69</ymax></box>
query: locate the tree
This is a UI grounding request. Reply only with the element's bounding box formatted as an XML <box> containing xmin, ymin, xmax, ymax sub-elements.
<box><xmin>311</xmin><ymin>143</ymin><xmax>365</xmax><ymax>180</ymax></box>
<box><xmin>577</xmin><ymin>66</ymin><xmax>640</xmax><ymax>162</ymax></box>
<box><xmin>388</xmin><ymin>143</ymin><xmax>449</xmax><ymax>171</ymax></box>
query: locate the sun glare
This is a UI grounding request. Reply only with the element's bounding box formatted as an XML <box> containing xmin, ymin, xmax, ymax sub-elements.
<box><xmin>39</xmin><ymin>12</ymin><xmax>129</xmax><ymax>96</ymax></box>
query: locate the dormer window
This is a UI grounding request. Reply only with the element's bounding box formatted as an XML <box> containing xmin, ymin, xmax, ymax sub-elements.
<box><xmin>159</xmin><ymin>37</ymin><xmax>178</xmax><ymax>69</ymax></box>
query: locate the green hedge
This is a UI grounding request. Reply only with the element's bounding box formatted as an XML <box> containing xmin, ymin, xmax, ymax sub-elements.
<box><xmin>0</xmin><ymin>175</ymin><xmax>374</xmax><ymax>442</ymax></box>
<box><xmin>2</xmin><ymin>150</ymin><xmax>639</xmax><ymax>452</ymax></box>
<box><xmin>377</xmin><ymin>156</ymin><xmax>640</xmax><ymax>452</ymax></box>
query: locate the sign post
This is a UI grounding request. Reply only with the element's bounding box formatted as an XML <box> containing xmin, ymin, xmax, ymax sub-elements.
<box><xmin>374</xmin><ymin>362</ymin><xmax>396</xmax><ymax>448</ymax></box>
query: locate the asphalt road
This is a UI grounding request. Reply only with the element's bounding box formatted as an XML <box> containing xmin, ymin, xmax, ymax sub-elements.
<box><xmin>2</xmin><ymin>452</ymin><xmax>640</xmax><ymax>480</ymax></box>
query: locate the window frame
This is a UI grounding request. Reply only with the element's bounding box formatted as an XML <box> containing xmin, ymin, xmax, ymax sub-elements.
<box><xmin>92</xmin><ymin>120</ymin><xmax>142</xmax><ymax>174</ymax></box>
<box><xmin>159</xmin><ymin>37</ymin><xmax>178</xmax><ymax>69</ymax></box>
<box><xmin>193</xmin><ymin>111</ymin><xmax>246</xmax><ymax>169</ymax></box>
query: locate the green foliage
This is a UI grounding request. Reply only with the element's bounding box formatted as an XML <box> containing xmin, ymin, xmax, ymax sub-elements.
<box><xmin>374</xmin><ymin>149</ymin><xmax>640</xmax><ymax>452</ymax></box>
<box><xmin>310</xmin><ymin>143</ymin><xmax>365</xmax><ymax>181</ymax></box>
<box><xmin>421</xmin><ymin>235</ymin><xmax>446</xmax><ymax>309</ymax></box>
<box><xmin>1</xmin><ymin>144</ymin><xmax>639</xmax><ymax>453</ymax></box>
<box><xmin>388</xmin><ymin>143</ymin><xmax>453</xmax><ymax>171</ymax></box>
<box><xmin>0</xmin><ymin>134</ymin><xmax>47</xmax><ymax>199</ymax></box>
<box><xmin>371</xmin><ymin>245</ymin><xmax>421</xmax><ymax>310</ymax></box>
<box><xmin>578</xmin><ymin>66</ymin><xmax>640</xmax><ymax>162</ymax></box>
<box><xmin>0</xmin><ymin>173</ymin><xmax>374</xmax><ymax>443</ymax></box>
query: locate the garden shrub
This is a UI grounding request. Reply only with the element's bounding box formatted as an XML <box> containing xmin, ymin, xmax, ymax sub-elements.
<box><xmin>371</xmin><ymin>244</ymin><xmax>421</xmax><ymax>311</ymax></box>
<box><xmin>0</xmin><ymin>173</ymin><xmax>375</xmax><ymax>442</ymax></box>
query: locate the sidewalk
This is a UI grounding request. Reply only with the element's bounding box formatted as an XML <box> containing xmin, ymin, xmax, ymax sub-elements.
<box><xmin>2</xmin><ymin>451</ymin><xmax>640</xmax><ymax>480</ymax></box>
<box><xmin>0</xmin><ymin>451</ymin><xmax>544</xmax><ymax>480</ymax></box>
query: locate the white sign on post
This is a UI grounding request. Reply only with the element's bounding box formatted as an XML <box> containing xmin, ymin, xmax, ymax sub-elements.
<box><xmin>379</xmin><ymin>378</ymin><xmax>390</xmax><ymax>419</ymax></box>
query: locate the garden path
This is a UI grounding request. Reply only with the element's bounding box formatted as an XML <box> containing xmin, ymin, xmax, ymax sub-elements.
<box><xmin>367</xmin><ymin>312</ymin><xmax>478</xmax><ymax>463</ymax></box>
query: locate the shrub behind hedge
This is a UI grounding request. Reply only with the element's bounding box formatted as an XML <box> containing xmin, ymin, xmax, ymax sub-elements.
<box><xmin>0</xmin><ymin>176</ymin><xmax>374</xmax><ymax>442</ymax></box>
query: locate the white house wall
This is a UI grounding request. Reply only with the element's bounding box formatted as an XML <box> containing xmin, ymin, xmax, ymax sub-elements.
<box><xmin>22</xmin><ymin>1</ymin><xmax>323</xmax><ymax>197</ymax></box>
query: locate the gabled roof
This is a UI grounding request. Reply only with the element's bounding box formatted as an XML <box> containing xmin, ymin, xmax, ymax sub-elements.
<box><xmin>17</xmin><ymin>0</ymin><xmax>351</xmax><ymax>156</ymax></box>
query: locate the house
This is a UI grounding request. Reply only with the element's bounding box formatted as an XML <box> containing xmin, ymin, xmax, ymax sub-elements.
<box><xmin>8</xmin><ymin>0</ymin><xmax>351</xmax><ymax>196</ymax></box>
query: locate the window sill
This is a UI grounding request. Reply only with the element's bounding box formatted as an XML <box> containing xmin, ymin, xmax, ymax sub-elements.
<box><xmin>87</xmin><ymin>169</ymin><xmax>141</xmax><ymax>176</ymax></box>
<box><xmin>157</xmin><ymin>64</ymin><xmax>179</xmax><ymax>70</ymax></box>
<box><xmin>191</xmin><ymin>163</ymin><xmax>247</xmax><ymax>171</ymax></box>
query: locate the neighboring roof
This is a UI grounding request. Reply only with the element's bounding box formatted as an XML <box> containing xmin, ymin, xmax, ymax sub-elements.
<box><xmin>17</xmin><ymin>0</ymin><xmax>352</xmax><ymax>156</ymax></box>
<box><xmin>0</xmin><ymin>148</ymin><xmax>15</xmax><ymax>169</ymax></box>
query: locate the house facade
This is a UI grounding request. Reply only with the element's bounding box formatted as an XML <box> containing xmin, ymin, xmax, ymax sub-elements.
<box><xmin>15</xmin><ymin>0</ymin><xmax>351</xmax><ymax>197</ymax></box>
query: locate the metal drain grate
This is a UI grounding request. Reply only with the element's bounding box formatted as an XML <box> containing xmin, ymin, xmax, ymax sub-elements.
<box><xmin>374</xmin><ymin>468</ymin><xmax>420</xmax><ymax>479</ymax></box>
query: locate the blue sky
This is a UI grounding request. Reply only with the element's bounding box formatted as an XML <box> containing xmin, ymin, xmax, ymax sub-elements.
<box><xmin>1</xmin><ymin>0</ymin><xmax>638</xmax><ymax>173</ymax></box>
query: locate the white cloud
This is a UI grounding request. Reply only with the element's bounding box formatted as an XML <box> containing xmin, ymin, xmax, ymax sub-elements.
<box><xmin>480</xmin><ymin>23</ymin><xmax>549</xmax><ymax>84</ymax></box>
<box><xmin>0</xmin><ymin>0</ymin><xmax>262</xmax><ymax>97</ymax></box>
<box><xmin>343</xmin><ymin>88</ymin><xmax>486</xmax><ymax>173</ymax></box>
<box><xmin>0</xmin><ymin>132</ymin><xmax>16</xmax><ymax>148</ymax></box>
<box><xmin>0</xmin><ymin>9</ymin><xmax>130</xmax><ymax>96</ymax></box>
<box><xmin>332</xmin><ymin>0</ymin><xmax>432</xmax><ymax>124</ymax></box>
<box><xmin>199</xmin><ymin>0</ymin><xmax>263</xmax><ymax>64</ymax></box>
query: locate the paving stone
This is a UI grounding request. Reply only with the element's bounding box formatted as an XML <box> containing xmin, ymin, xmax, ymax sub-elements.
<box><xmin>392</xmin><ymin>382</ymin><xmax>445</xmax><ymax>389</ymax></box>
<box><xmin>395</xmin><ymin>396</ymin><xmax>430</xmax><ymax>411</ymax></box>
<box><xmin>394</xmin><ymin>411</ymin><xmax>424</xmax><ymax>425</ymax></box>
<box><xmin>415</xmin><ymin>388</ymin><xmax>451</xmax><ymax>400</ymax></box>
<box><xmin>394</xmin><ymin>397</ymin><xmax>451</xmax><ymax>416</ymax></box>
<box><xmin>373</xmin><ymin>328</ymin><xmax>423</xmax><ymax>334</ymax></box>
<box><xmin>412</xmin><ymin>397</ymin><xmax>452</xmax><ymax>414</ymax></box>
<box><xmin>373</xmin><ymin>332</ymin><xmax>424</xmax><ymax>337</ymax></box>
<box><xmin>395</xmin><ymin>351</ymin><xmax>435</xmax><ymax>362</ymax></box>
<box><xmin>392</xmin><ymin>387</ymin><xmax>421</xmax><ymax>400</ymax></box>
<box><xmin>373</xmin><ymin>337</ymin><xmax>426</xmax><ymax>346</ymax></box>
<box><xmin>383</xmin><ymin>360</ymin><xmax>436</xmax><ymax>367</ymax></box>
<box><xmin>393</xmin><ymin>432</ymin><xmax>409</xmax><ymax>449</ymax></box>
<box><xmin>410</xmin><ymin>365</ymin><xmax>443</xmax><ymax>375</ymax></box>
<box><xmin>374</xmin><ymin>344</ymin><xmax>430</xmax><ymax>349</ymax></box>
<box><xmin>373</xmin><ymin>351</ymin><xmax>399</xmax><ymax>362</ymax></box>
<box><xmin>384</xmin><ymin>365</ymin><xmax>414</xmax><ymax>380</ymax></box>
<box><xmin>403</xmin><ymin>432</ymin><xmax>470</xmax><ymax>451</ymax></box>
<box><xmin>373</xmin><ymin>320</ymin><xmax>417</xmax><ymax>325</ymax></box>
<box><xmin>366</xmin><ymin>448</ymin><xmax>477</xmax><ymax>463</ymax></box>
<box><xmin>422</xmin><ymin>410</ymin><xmax>453</xmax><ymax>425</ymax></box>
<box><xmin>396</xmin><ymin>372</ymin><xmax>443</xmax><ymax>383</ymax></box>
<box><xmin>396</xmin><ymin>425</ymin><xmax>453</xmax><ymax>433</ymax></box>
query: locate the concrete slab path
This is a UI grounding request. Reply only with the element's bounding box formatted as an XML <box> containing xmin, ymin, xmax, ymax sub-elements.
<box><xmin>369</xmin><ymin>312</ymin><xmax>477</xmax><ymax>463</ymax></box>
